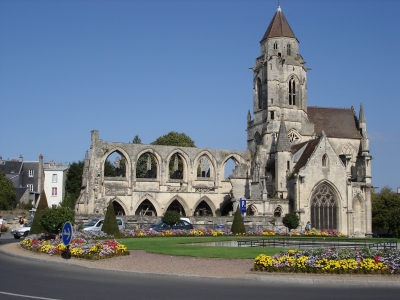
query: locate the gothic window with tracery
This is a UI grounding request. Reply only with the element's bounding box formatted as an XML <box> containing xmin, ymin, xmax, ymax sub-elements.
<box><xmin>310</xmin><ymin>183</ymin><xmax>337</xmax><ymax>230</ymax></box>
<box><xmin>287</xmin><ymin>129</ymin><xmax>301</xmax><ymax>144</ymax></box>
<box><xmin>289</xmin><ymin>78</ymin><xmax>296</xmax><ymax>105</ymax></box>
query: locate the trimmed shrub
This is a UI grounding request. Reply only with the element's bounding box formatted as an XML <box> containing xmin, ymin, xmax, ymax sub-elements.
<box><xmin>282</xmin><ymin>213</ymin><xmax>300</xmax><ymax>232</ymax></box>
<box><xmin>101</xmin><ymin>200</ymin><xmax>120</xmax><ymax>236</ymax></box>
<box><xmin>39</xmin><ymin>207</ymin><xmax>75</xmax><ymax>234</ymax></box>
<box><xmin>29</xmin><ymin>190</ymin><xmax>49</xmax><ymax>234</ymax></box>
<box><xmin>162</xmin><ymin>210</ymin><xmax>181</xmax><ymax>226</ymax></box>
<box><xmin>231</xmin><ymin>206</ymin><xmax>246</xmax><ymax>234</ymax></box>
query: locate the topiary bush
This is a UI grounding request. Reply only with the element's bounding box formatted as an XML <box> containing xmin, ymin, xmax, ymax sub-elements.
<box><xmin>29</xmin><ymin>190</ymin><xmax>49</xmax><ymax>234</ymax></box>
<box><xmin>162</xmin><ymin>210</ymin><xmax>181</xmax><ymax>226</ymax></box>
<box><xmin>282</xmin><ymin>213</ymin><xmax>300</xmax><ymax>232</ymax></box>
<box><xmin>101</xmin><ymin>200</ymin><xmax>120</xmax><ymax>236</ymax></box>
<box><xmin>231</xmin><ymin>206</ymin><xmax>246</xmax><ymax>234</ymax></box>
<box><xmin>39</xmin><ymin>207</ymin><xmax>75</xmax><ymax>234</ymax></box>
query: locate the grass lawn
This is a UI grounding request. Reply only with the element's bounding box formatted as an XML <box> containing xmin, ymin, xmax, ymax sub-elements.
<box><xmin>118</xmin><ymin>235</ymin><xmax>397</xmax><ymax>259</ymax></box>
<box><xmin>119</xmin><ymin>236</ymin><xmax>284</xmax><ymax>259</ymax></box>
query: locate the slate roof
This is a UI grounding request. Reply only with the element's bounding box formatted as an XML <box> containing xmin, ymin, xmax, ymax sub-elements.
<box><xmin>261</xmin><ymin>6</ymin><xmax>297</xmax><ymax>42</ymax></box>
<box><xmin>276</xmin><ymin>120</ymin><xmax>291</xmax><ymax>152</ymax></box>
<box><xmin>308</xmin><ymin>106</ymin><xmax>361</xmax><ymax>139</ymax></box>
<box><xmin>292</xmin><ymin>138</ymin><xmax>320</xmax><ymax>174</ymax></box>
<box><xmin>0</xmin><ymin>161</ymin><xmax>23</xmax><ymax>175</ymax></box>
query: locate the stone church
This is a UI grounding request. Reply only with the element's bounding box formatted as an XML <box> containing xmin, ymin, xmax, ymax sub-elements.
<box><xmin>76</xmin><ymin>5</ymin><xmax>372</xmax><ymax>237</ymax></box>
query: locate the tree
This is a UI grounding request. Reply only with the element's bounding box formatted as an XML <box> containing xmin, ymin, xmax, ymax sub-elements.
<box><xmin>372</xmin><ymin>187</ymin><xmax>400</xmax><ymax>237</ymax></box>
<box><xmin>231</xmin><ymin>206</ymin><xmax>246</xmax><ymax>234</ymax></box>
<box><xmin>162</xmin><ymin>210</ymin><xmax>181</xmax><ymax>226</ymax></box>
<box><xmin>0</xmin><ymin>171</ymin><xmax>16</xmax><ymax>210</ymax></box>
<box><xmin>62</xmin><ymin>161</ymin><xmax>84</xmax><ymax>209</ymax></box>
<box><xmin>151</xmin><ymin>131</ymin><xmax>196</xmax><ymax>147</ymax></box>
<box><xmin>132</xmin><ymin>135</ymin><xmax>142</xmax><ymax>144</ymax></box>
<box><xmin>282</xmin><ymin>213</ymin><xmax>300</xmax><ymax>232</ymax></box>
<box><xmin>102</xmin><ymin>200</ymin><xmax>120</xmax><ymax>236</ymax></box>
<box><xmin>29</xmin><ymin>190</ymin><xmax>49</xmax><ymax>234</ymax></box>
<box><xmin>104</xmin><ymin>159</ymin><xmax>115</xmax><ymax>177</ymax></box>
<box><xmin>39</xmin><ymin>207</ymin><xmax>75</xmax><ymax>234</ymax></box>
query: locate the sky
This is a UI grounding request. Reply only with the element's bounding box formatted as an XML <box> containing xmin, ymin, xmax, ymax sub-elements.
<box><xmin>1</xmin><ymin>0</ymin><xmax>399</xmax><ymax>192</ymax></box>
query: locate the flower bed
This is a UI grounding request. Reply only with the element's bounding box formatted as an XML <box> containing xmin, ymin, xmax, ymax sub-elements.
<box><xmin>20</xmin><ymin>231</ymin><xmax>129</xmax><ymax>260</ymax></box>
<box><xmin>120</xmin><ymin>228</ymin><xmax>346</xmax><ymax>238</ymax></box>
<box><xmin>253</xmin><ymin>248</ymin><xmax>400</xmax><ymax>275</ymax></box>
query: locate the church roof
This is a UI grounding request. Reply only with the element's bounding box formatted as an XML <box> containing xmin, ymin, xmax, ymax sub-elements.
<box><xmin>292</xmin><ymin>138</ymin><xmax>320</xmax><ymax>174</ymax></box>
<box><xmin>276</xmin><ymin>119</ymin><xmax>291</xmax><ymax>152</ymax></box>
<box><xmin>261</xmin><ymin>5</ymin><xmax>297</xmax><ymax>42</ymax></box>
<box><xmin>308</xmin><ymin>106</ymin><xmax>362</xmax><ymax>139</ymax></box>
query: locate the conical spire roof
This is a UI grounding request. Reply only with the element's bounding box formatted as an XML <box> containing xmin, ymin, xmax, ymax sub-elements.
<box><xmin>261</xmin><ymin>5</ymin><xmax>297</xmax><ymax>42</ymax></box>
<box><xmin>276</xmin><ymin>118</ymin><xmax>291</xmax><ymax>152</ymax></box>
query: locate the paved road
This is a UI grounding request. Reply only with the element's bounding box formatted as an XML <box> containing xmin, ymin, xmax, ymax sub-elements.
<box><xmin>1</xmin><ymin>232</ymin><xmax>400</xmax><ymax>300</ymax></box>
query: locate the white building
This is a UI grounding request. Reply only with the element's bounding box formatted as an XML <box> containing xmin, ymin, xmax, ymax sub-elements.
<box><xmin>43</xmin><ymin>161</ymin><xmax>69</xmax><ymax>207</ymax></box>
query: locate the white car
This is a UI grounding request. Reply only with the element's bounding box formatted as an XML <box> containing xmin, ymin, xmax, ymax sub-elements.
<box><xmin>83</xmin><ymin>217</ymin><xmax>125</xmax><ymax>231</ymax></box>
<box><xmin>11</xmin><ymin>223</ymin><xmax>31</xmax><ymax>239</ymax></box>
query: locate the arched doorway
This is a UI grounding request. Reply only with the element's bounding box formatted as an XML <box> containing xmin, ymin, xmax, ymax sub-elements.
<box><xmin>166</xmin><ymin>199</ymin><xmax>186</xmax><ymax>216</ymax></box>
<box><xmin>194</xmin><ymin>200</ymin><xmax>212</xmax><ymax>216</ymax></box>
<box><xmin>310</xmin><ymin>183</ymin><xmax>337</xmax><ymax>230</ymax></box>
<box><xmin>135</xmin><ymin>199</ymin><xmax>157</xmax><ymax>216</ymax></box>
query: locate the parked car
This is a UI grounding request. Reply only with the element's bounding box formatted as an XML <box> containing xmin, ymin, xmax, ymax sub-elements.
<box><xmin>11</xmin><ymin>223</ymin><xmax>32</xmax><ymax>239</ymax></box>
<box><xmin>149</xmin><ymin>219</ymin><xmax>193</xmax><ymax>231</ymax></box>
<box><xmin>83</xmin><ymin>217</ymin><xmax>125</xmax><ymax>231</ymax></box>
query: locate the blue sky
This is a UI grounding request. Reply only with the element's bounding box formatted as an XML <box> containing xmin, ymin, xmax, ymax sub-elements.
<box><xmin>1</xmin><ymin>0</ymin><xmax>399</xmax><ymax>192</ymax></box>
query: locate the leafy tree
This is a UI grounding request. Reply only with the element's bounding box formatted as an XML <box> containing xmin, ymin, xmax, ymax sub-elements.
<box><xmin>372</xmin><ymin>187</ymin><xmax>400</xmax><ymax>237</ymax></box>
<box><xmin>282</xmin><ymin>213</ymin><xmax>300</xmax><ymax>232</ymax></box>
<box><xmin>39</xmin><ymin>207</ymin><xmax>75</xmax><ymax>234</ymax></box>
<box><xmin>30</xmin><ymin>190</ymin><xmax>49</xmax><ymax>234</ymax></box>
<box><xmin>102</xmin><ymin>200</ymin><xmax>120</xmax><ymax>236</ymax></box>
<box><xmin>0</xmin><ymin>171</ymin><xmax>16</xmax><ymax>210</ymax></box>
<box><xmin>104</xmin><ymin>159</ymin><xmax>115</xmax><ymax>177</ymax></box>
<box><xmin>162</xmin><ymin>210</ymin><xmax>181</xmax><ymax>226</ymax></box>
<box><xmin>63</xmin><ymin>161</ymin><xmax>84</xmax><ymax>209</ymax></box>
<box><xmin>231</xmin><ymin>206</ymin><xmax>246</xmax><ymax>234</ymax></box>
<box><xmin>151</xmin><ymin>131</ymin><xmax>196</xmax><ymax>147</ymax></box>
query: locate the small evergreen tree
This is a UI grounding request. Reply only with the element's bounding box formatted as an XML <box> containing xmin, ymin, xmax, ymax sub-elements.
<box><xmin>101</xmin><ymin>200</ymin><xmax>120</xmax><ymax>236</ymax></box>
<box><xmin>162</xmin><ymin>210</ymin><xmax>181</xmax><ymax>226</ymax></box>
<box><xmin>282</xmin><ymin>213</ymin><xmax>300</xmax><ymax>232</ymax></box>
<box><xmin>29</xmin><ymin>190</ymin><xmax>49</xmax><ymax>234</ymax></box>
<box><xmin>231</xmin><ymin>206</ymin><xmax>246</xmax><ymax>234</ymax></box>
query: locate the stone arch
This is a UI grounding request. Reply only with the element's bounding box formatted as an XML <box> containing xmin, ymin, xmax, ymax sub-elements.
<box><xmin>193</xmin><ymin>151</ymin><xmax>217</xmax><ymax>180</ymax></box>
<box><xmin>309</xmin><ymin>181</ymin><xmax>341</xmax><ymax>230</ymax></box>
<box><xmin>110</xmin><ymin>197</ymin><xmax>128</xmax><ymax>216</ymax></box>
<box><xmin>135</xmin><ymin>149</ymin><xmax>161</xmax><ymax>179</ymax></box>
<box><xmin>247</xmin><ymin>204</ymin><xmax>258</xmax><ymax>216</ymax></box>
<box><xmin>164</xmin><ymin>195</ymin><xmax>190</xmax><ymax>216</ymax></box>
<box><xmin>274</xmin><ymin>205</ymin><xmax>283</xmax><ymax>217</ymax></box>
<box><xmin>166</xmin><ymin>149</ymin><xmax>190</xmax><ymax>181</ymax></box>
<box><xmin>353</xmin><ymin>194</ymin><xmax>365</xmax><ymax>234</ymax></box>
<box><xmin>102</xmin><ymin>147</ymin><xmax>131</xmax><ymax>183</ymax></box>
<box><xmin>193</xmin><ymin>196</ymin><xmax>216</xmax><ymax>216</ymax></box>
<box><xmin>134</xmin><ymin>194</ymin><xmax>161</xmax><ymax>216</ymax></box>
<box><xmin>220</xmin><ymin>196</ymin><xmax>233</xmax><ymax>216</ymax></box>
<box><xmin>221</xmin><ymin>153</ymin><xmax>248</xmax><ymax>179</ymax></box>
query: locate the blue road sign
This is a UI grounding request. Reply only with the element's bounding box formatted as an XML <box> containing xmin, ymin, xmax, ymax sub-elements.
<box><xmin>239</xmin><ymin>198</ymin><xmax>246</xmax><ymax>213</ymax></box>
<box><xmin>62</xmin><ymin>221</ymin><xmax>73</xmax><ymax>246</ymax></box>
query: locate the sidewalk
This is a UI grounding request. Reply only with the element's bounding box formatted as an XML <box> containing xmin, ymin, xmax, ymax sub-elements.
<box><xmin>0</xmin><ymin>239</ymin><xmax>399</xmax><ymax>287</ymax></box>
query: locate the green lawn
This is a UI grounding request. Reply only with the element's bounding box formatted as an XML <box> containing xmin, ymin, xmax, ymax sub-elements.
<box><xmin>118</xmin><ymin>235</ymin><xmax>396</xmax><ymax>259</ymax></box>
<box><xmin>119</xmin><ymin>236</ymin><xmax>284</xmax><ymax>259</ymax></box>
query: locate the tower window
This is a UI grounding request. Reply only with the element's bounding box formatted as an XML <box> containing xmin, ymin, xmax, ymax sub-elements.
<box><xmin>287</xmin><ymin>44</ymin><xmax>291</xmax><ymax>56</ymax></box>
<box><xmin>270</xmin><ymin>111</ymin><xmax>275</xmax><ymax>120</ymax></box>
<box><xmin>273</xmin><ymin>42</ymin><xmax>278</xmax><ymax>50</ymax></box>
<box><xmin>257</xmin><ymin>79</ymin><xmax>262</xmax><ymax>109</ymax></box>
<box><xmin>289</xmin><ymin>78</ymin><xmax>296</xmax><ymax>105</ymax></box>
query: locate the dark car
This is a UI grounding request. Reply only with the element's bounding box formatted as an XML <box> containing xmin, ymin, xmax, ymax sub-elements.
<box><xmin>149</xmin><ymin>220</ymin><xmax>193</xmax><ymax>231</ymax></box>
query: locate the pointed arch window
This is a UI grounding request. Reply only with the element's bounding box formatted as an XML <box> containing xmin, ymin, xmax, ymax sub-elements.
<box><xmin>288</xmin><ymin>78</ymin><xmax>296</xmax><ymax>105</ymax></box>
<box><xmin>257</xmin><ymin>78</ymin><xmax>262</xmax><ymax>109</ymax></box>
<box><xmin>311</xmin><ymin>183</ymin><xmax>337</xmax><ymax>230</ymax></box>
<box><xmin>273</xmin><ymin>42</ymin><xmax>278</xmax><ymax>50</ymax></box>
<box><xmin>287</xmin><ymin>44</ymin><xmax>291</xmax><ymax>56</ymax></box>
